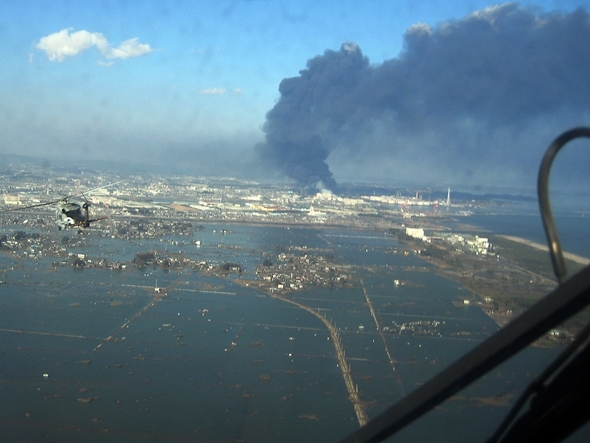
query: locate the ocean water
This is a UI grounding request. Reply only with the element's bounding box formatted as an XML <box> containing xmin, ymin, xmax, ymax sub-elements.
<box><xmin>463</xmin><ymin>213</ymin><xmax>590</xmax><ymax>259</ymax></box>
<box><xmin>0</xmin><ymin>220</ymin><xmax>587</xmax><ymax>442</ymax></box>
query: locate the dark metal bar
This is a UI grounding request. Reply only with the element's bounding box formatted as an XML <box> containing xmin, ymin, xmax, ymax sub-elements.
<box><xmin>487</xmin><ymin>320</ymin><xmax>590</xmax><ymax>443</ymax></box>
<box><xmin>537</xmin><ymin>127</ymin><xmax>590</xmax><ymax>284</ymax></box>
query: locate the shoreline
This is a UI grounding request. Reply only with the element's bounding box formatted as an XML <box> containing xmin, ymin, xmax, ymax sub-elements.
<box><xmin>400</xmin><ymin>234</ymin><xmax>567</xmax><ymax>333</ymax></box>
<box><xmin>499</xmin><ymin>235</ymin><xmax>590</xmax><ymax>266</ymax></box>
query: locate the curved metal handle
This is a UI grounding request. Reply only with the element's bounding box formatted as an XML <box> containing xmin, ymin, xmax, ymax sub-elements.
<box><xmin>538</xmin><ymin>127</ymin><xmax>590</xmax><ymax>285</ymax></box>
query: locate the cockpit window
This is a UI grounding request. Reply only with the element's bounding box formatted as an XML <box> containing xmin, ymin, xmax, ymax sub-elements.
<box><xmin>1</xmin><ymin>1</ymin><xmax>589</xmax><ymax>442</ymax></box>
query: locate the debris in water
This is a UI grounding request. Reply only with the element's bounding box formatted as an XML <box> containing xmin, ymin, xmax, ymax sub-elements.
<box><xmin>299</xmin><ymin>414</ymin><xmax>319</xmax><ymax>420</ymax></box>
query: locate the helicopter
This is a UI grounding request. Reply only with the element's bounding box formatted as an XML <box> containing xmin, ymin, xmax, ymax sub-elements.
<box><xmin>2</xmin><ymin>181</ymin><xmax>124</xmax><ymax>232</ymax></box>
<box><xmin>54</xmin><ymin>198</ymin><xmax>106</xmax><ymax>231</ymax></box>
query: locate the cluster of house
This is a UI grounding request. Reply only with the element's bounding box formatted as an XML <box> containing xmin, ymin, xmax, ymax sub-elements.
<box><xmin>255</xmin><ymin>250</ymin><xmax>354</xmax><ymax>293</ymax></box>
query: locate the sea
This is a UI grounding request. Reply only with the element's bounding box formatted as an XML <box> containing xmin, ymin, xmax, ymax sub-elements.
<box><xmin>0</xmin><ymin>208</ymin><xmax>588</xmax><ymax>443</ymax></box>
<box><xmin>460</xmin><ymin>199</ymin><xmax>590</xmax><ymax>259</ymax></box>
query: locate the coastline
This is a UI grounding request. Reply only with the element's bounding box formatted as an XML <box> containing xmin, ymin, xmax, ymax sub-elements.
<box><xmin>398</xmin><ymin>234</ymin><xmax>562</xmax><ymax>333</ymax></box>
<box><xmin>499</xmin><ymin>235</ymin><xmax>590</xmax><ymax>266</ymax></box>
<box><xmin>416</xmin><ymin>234</ymin><xmax>586</xmax><ymax>342</ymax></box>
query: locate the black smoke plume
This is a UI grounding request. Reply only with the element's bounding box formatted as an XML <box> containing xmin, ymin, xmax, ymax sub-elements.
<box><xmin>257</xmin><ymin>4</ymin><xmax>590</xmax><ymax>190</ymax></box>
<box><xmin>257</xmin><ymin>42</ymin><xmax>370</xmax><ymax>192</ymax></box>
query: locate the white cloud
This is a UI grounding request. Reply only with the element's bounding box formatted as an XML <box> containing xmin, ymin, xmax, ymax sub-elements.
<box><xmin>232</xmin><ymin>88</ymin><xmax>243</xmax><ymax>96</ymax></box>
<box><xmin>201</xmin><ymin>87</ymin><xmax>226</xmax><ymax>95</ymax></box>
<box><xmin>36</xmin><ymin>28</ymin><xmax>152</xmax><ymax>62</ymax></box>
<box><xmin>103</xmin><ymin>38</ymin><xmax>153</xmax><ymax>59</ymax></box>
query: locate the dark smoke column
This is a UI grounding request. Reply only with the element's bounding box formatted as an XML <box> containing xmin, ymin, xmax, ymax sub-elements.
<box><xmin>257</xmin><ymin>42</ymin><xmax>370</xmax><ymax>192</ymax></box>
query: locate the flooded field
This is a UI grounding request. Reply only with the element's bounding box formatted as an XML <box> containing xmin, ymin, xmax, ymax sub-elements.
<box><xmin>0</xmin><ymin>223</ymin><xmax>568</xmax><ymax>442</ymax></box>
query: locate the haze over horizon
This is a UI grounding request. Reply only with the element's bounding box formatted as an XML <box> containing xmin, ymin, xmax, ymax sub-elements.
<box><xmin>1</xmin><ymin>1</ymin><xmax>589</xmax><ymax>192</ymax></box>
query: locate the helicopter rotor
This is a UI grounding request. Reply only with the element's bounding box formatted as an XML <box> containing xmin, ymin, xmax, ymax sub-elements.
<box><xmin>1</xmin><ymin>180</ymin><xmax>125</xmax><ymax>213</ymax></box>
<box><xmin>1</xmin><ymin>197</ymin><xmax>65</xmax><ymax>212</ymax></box>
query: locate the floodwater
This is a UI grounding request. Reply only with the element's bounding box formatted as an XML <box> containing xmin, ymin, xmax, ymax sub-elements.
<box><xmin>0</xmin><ymin>222</ymin><xmax>584</xmax><ymax>442</ymax></box>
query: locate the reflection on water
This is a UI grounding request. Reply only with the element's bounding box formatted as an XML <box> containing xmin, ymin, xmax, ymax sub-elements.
<box><xmin>0</xmin><ymin>224</ymin><xmax>566</xmax><ymax>442</ymax></box>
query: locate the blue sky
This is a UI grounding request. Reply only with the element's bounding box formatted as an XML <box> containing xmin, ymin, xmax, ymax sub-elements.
<box><xmin>1</xmin><ymin>1</ymin><xmax>589</xmax><ymax>189</ymax></box>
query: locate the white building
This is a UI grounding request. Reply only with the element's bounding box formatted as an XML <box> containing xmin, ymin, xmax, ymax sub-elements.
<box><xmin>405</xmin><ymin>228</ymin><xmax>425</xmax><ymax>240</ymax></box>
<box><xmin>3</xmin><ymin>195</ymin><xmax>21</xmax><ymax>205</ymax></box>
